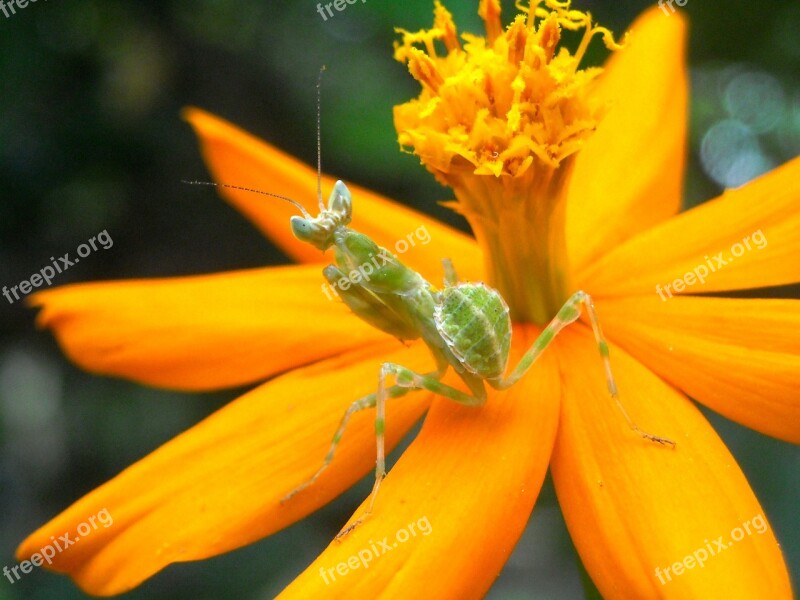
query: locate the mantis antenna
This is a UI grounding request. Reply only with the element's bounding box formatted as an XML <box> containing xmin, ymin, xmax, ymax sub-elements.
<box><xmin>180</xmin><ymin>180</ymin><xmax>313</xmax><ymax>219</ymax></box>
<box><xmin>184</xmin><ymin>65</ymin><xmax>329</xmax><ymax>220</ymax></box>
<box><xmin>316</xmin><ymin>65</ymin><xmax>327</xmax><ymax>212</ymax></box>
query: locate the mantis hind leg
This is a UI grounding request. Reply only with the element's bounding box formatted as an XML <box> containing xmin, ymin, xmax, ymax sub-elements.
<box><xmin>335</xmin><ymin>362</ymin><xmax>487</xmax><ymax>540</ymax></box>
<box><xmin>572</xmin><ymin>291</ymin><xmax>675</xmax><ymax>447</ymax></box>
<box><xmin>495</xmin><ymin>290</ymin><xmax>675</xmax><ymax>447</ymax></box>
<box><xmin>280</xmin><ymin>383</ymin><xmax>415</xmax><ymax>505</ymax></box>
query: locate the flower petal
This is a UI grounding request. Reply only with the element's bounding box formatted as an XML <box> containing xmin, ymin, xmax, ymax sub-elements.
<box><xmin>567</xmin><ymin>7</ymin><xmax>688</xmax><ymax>273</ymax></box>
<box><xmin>183</xmin><ymin>107</ymin><xmax>482</xmax><ymax>283</ymax></box>
<box><xmin>551</xmin><ymin>327</ymin><xmax>792</xmax><ymax>599</ymax></box>
<box><xmin>16</xmin><ymin>342</ymin><xmax>434</xmax><ymax>596</ymax></box>
<box><xmin>30</xmin><ymin>265</ymin><xmax>386</xmax><ymax>391</ymax></box>
<box><xmin>277</xmin><ymin>326</ymin><xmax>560</xmax><ymax>599</ymax></box>
<box><xmin>576</xmin><ymin>156</ymin><xmax>800</xmax><ymax>296</ymax></box>
<box><xmin>597</xmin><ymin>295</ymin><xmax>800</xmax><ymax>444</ymax></box>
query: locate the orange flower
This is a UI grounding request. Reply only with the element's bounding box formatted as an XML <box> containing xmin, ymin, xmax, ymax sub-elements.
<box><xmin>17</xmin><ymin>1</ymin><xmax>798</xmax><ymax>598</ymax></box>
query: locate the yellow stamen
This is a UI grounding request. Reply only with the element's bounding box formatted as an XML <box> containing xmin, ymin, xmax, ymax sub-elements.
<box><xmin>479</xmin><ymin>0</ymin><xmax>503</xmax><ymax>43</ymax></box>
<box><xmin>434</xmin><ymin>1</ymin><xmax>461</xmax><ymax>52</ymax></box>
<box><xmin>394</xmin><ymin>0</ymin><xmax>626</xmax><ymax>323</ymax></box>
<box><xmin>406</xmin><ymin>48</ymin><xmax>445</xmax><ymax>93</ymax></box>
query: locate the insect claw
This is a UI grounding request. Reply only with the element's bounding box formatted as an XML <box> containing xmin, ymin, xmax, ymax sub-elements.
<box><xmin>643</xmin><ymin>432</ymin><xmax>677</xmax><ymax>448</ymax></box>
<box><xmin>335</xmin><ymin>517</ymin><xmax>367</xmax><ymax>541</ymax></box>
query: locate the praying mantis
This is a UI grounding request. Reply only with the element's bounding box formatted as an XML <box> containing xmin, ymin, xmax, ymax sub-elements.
<box><xmin>187</xmin><ymin>70</ymin><xmax>674</xmax><ymax>541</ymax></box>
<box><xmin>188</xmin><ymin>171</ymin><xmax>675</xmax><ymax>541</ymax></box>
<box><xmin>276</xmin><ymin>178</ymin><xmax>675</xmax><ymax>538</ymax></box>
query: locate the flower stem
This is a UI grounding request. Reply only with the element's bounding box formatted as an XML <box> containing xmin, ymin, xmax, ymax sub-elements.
<box><xmin>450</xmin><ymin>161</ymin><xmax>574</xmax><ymax>325</ymax></box>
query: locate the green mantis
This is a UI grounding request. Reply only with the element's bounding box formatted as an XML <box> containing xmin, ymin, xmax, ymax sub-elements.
<box><xmin>188</xmin><ymin>165</ymin><xmax>675</xmax><ymax>541</ymax></box>
<box><xmin>278</xmin><ymin>179</ymin><xmax>676</xmax><ymax>539</ymax></box>
<box><xmin>187</xmin><ymin>70</ymin><xmax>674</xmax><ymax>540</ymax></box>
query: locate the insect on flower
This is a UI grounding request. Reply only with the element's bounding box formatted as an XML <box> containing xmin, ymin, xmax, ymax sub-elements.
<box><xmin>16</xmin><ymin>2</ymin><xmax>797</xmax><ymax>596</ymax></box>
<box><xmin>190</xmin><ymin>65</ymin><xmax>675</xmax><ymax>541</ymax></box>
<box><xmin>282</xmin><ymin>178</ymin><xmax>678</xmax><ymax>540</ymax></box>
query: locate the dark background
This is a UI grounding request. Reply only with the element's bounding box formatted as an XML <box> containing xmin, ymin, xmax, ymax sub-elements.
<box><xmin>1</xmin><ymin>1</ymin><xmax>798</xmax><ymax>598</ymax></box>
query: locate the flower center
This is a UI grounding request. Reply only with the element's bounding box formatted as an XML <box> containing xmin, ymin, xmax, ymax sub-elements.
<box><xmin>393</xmin><ymin>0</ymin><xmax>625</xmax><ymax>324</ymax></box>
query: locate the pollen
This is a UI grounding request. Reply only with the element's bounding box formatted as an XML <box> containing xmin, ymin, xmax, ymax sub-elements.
<box><xmin>393</xmin><ymin>0</ymin><xmax>627</xmax><ymax>182</ymax></box>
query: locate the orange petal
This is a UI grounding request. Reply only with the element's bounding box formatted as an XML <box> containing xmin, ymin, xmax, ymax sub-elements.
<box><xmin>567</xmin><ymin>7</ymin><xmax>687</xmax><ymax>273</ymax></box>
<box><xmin>577</xmin><ymin>156</ymin><xmax>800</xmax><ymax>296</ymax></box>
<box><xmin>183</xmin><ymin>107</ymin><xmax>482</xmax><ymax>283</ymax></box>
<box><xmin>16</xmin><ymin>342</ymin><xmax>434</xmax><ymax>596</ymax></box>
<box><xmin>29</xmin><ymin>264</ymin><xmax>386</xmax><ymax>391</ymax></box>
<box><xmin>551</xmin><ymin>327</ymin><xmax>792</xmax><ymax>599</ymax></box>
<box><xmin>597</xmin><ymin>295</ymin><xmax>800</xmax><ymax>444</ymax></box>
<box><xmin>277</xmin><ymin>326</ymin><xmax>560</xmax><ymax>599</ymax></box>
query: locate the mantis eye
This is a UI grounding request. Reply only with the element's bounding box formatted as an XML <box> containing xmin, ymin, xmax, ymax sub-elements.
<box><xmin>290</xmin><ymin>216</ymin><xmax>315</xmax><ymax>242</ymax></box>
<box><xmin>290</xmin><ymin>215</ymin><xmax>333</xmax><ymax>250</ymax></box>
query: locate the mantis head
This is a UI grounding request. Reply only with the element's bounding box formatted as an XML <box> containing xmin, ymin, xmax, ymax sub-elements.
<box><xmin>290</xmin><ymin>180</ymin><xmax>353</xmax><ymax>251</ymax></box>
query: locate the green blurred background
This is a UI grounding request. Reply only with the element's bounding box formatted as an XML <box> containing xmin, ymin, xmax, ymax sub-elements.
<box><xmin>0</xmin><ymin>1</ymin><xmax>798</xmax><ymax>598</ymax></box>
